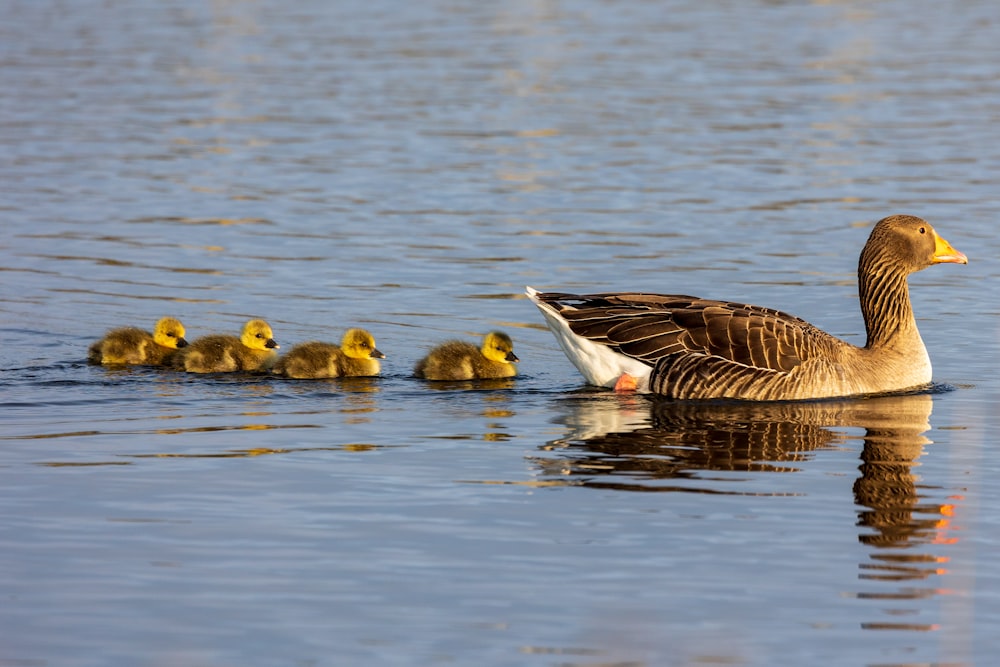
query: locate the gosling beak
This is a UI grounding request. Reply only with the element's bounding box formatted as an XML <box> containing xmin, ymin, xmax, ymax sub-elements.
<box><xmin>176</xmin><ymin>338</ymin><xmax>189</xmax><ymax>349</ymax></box>
<box><xmin>506</xmin><ymin>351</ymin><xmax>519</xmax><ymax>363</ymax></box>
<box><xmin>932</xmin><ymin>232</ymin><xmax>968</xmax><ymax>264</ymax></box>
<box><xmin>266</xmin><ymin>339</ymin><xmax>279</xmax><ymax>349</ymax></box>
<box><xmin>371</xmin><ymin>347</ymin><xmax>386</xmax><ymax>359</ymax></box>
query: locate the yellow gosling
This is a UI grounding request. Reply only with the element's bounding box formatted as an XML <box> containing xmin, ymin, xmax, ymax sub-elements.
<box><xmin>88</xmin><ymin>317</ymin><xmax>188</xmax><ymax>366</ymax></box>
<box><xmin>414</xmin><ymin>331</ymin><xmax>519</xmax><ymax>381</ymax></box>
<box><xmin>274</xmin><ymin>328</ymin><xmax>385</xmax><ymax>379</ymax></box>
<box><xmin>173</xmin><ymin>318</ymin><xmax>279</xmax><ymax>373</ymax></box>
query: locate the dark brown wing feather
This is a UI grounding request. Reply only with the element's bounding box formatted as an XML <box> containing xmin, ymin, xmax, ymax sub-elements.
<box><xmin>536</xmin><ymin>291</ymin><xmax>826</xmax><ymax>373</ymax></box>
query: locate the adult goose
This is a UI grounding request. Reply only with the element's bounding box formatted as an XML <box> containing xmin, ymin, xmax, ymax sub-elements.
<box><xmin>527</xmin><ymin>215</ymin><xmax>967</xmax><ymax>400</ymax></box>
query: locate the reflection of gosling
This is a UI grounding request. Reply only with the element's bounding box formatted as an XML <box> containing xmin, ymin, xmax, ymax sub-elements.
<box><xmin>414</xmin><ymin>331</ymin><xmax>519</xmax><ymax>381</ymax></box>
<box><xmin>173</xmin><ymin>319</ymin><xmax>279</xmax><ymax>373</ymax></box>
<box><xmin>88</xmin><ymin>317</ymin><xmax>188</xmax><ymax>366</ymax></box>
<box><xmin>274</xmin><ymin>328</ymin><xmax>385</xmax><ymax>379</ymax></box>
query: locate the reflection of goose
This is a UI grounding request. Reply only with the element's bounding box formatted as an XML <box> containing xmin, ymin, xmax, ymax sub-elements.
<box><xmin>414</xmin><ymin>331</ymin><xmax>519</xmax><ymax>381</ymax></box>
<box><xmin>87</xmin><ymin>317</ymin><xmax>188</xmax><ymax>366</ymax></box>
<box><xmin>172</xmin><ymin>319</ymin><xmax>279</xmax><ymax>373</ymax></box>
<box><xmin>273</xmin><ymin>329</ymin><xmax>384</xmax><ymax>379</ymax></box>
<box><xmin>545</xmin><ymin>392</ymin><xmax>942</xmax><ymax>552</ymax></box>
<box><xmin>544</xmin><ymin>392</ymin><xmax>950</xmax><ymax>631</ymax></box>
<box><xmin>543</xmin><ymin>392</ymin><xmax>932</xmax><ymax>493</ymax></box>
<box><xmin>851</xmin><ymin>397</ymin><xmax>937</xmax><ymax>550</ymax></box>
<box><xmin>528</xmin><ymin>215</ymin><xmax>966</xmax><ymax>399</ymax></box>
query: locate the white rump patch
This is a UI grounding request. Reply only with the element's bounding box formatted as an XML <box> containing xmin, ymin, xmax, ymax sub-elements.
<box><xmin>526</xmin><ymin>287</ymin><xmax>652</xmax><ymax>391</ymax></box>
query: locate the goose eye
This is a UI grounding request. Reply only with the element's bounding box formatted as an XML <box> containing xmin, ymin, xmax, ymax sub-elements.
<box><xmin>919</xmin><ymin>227</ymin><xmax>926</xmax><ymax>234</ymax></box>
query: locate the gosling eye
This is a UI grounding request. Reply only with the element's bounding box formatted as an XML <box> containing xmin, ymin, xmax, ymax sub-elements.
<box><xmin>918</xmin><ymin>227</ymin><xmax>926</xmax><ymax>234</ymax></box>
<box><xmin>256</xmin><ymin>333</ymin><xmax>264</xmax><ymax>339</ymax></box>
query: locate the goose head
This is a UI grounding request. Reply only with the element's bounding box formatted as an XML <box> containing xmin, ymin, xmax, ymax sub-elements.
<box><xmin>341</xmin><ymin>328</ymin><xmax>385</xmax><ymax>360</ymax></box>
<box><xmin>481</xmin><ymin>331</ymin><xmax>519</xmax><ymax>364</ymax></box>
<box><xmin>857</xmin><ymin>215</ymin><xmax>967</xmax><ymax>349</ymax></box>
<box><xmin>241</xmin><ymin>319</ymin><xmax>279</xmax><ymax>351</ymax></box>
<box><xmin>153</xmin><ymin>317</ymin><xmax>188</xmax><ymax>349</ymax></box>
<box><xmin>863</xmin><ymin>214</ymin><xmax>967</xmax><ymax>274</ymax></box>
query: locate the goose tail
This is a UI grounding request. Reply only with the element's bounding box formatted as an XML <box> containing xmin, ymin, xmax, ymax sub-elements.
<box><xmin>526</xmin><ymin>287</ymin><xmax>652</xmax><ymax>391</ymax></box>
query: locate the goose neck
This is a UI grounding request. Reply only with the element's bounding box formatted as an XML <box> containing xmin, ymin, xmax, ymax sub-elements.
<box><xmin>858</xmin><ymin>251</ymin><xmax>915</xmax><ymax>349</ymax></box>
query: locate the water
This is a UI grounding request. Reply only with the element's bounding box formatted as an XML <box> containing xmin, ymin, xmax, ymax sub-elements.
<box><xmin>2</xmin><ymin>1</ymin><xmax>999</xmax><ymax>665</ymax></box>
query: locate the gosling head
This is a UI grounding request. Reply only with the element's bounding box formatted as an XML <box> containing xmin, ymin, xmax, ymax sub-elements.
<box><xmin>241</xmin><ymin>319</ymin><xmax>279</xmax><ymax>351</ymax></box>
<box><xmin>153</xmin><ymin>317</ymin><xmax>188</xmax><ymax>349</ymax></box>
<box><xmin>481</xmin><ymin>331</ymin><xmax>519</xmax><ymax>364</ymax></box>
<box><xmin>341</xmin><ymin>328</ymin><xmax>385</xmax><ymax>360</ymax></box>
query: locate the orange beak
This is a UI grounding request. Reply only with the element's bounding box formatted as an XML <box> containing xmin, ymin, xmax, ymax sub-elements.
<box><xmin>932</xmin><ymin>232</ymin><xmax>968</xmax><ymax>264</ymax></box>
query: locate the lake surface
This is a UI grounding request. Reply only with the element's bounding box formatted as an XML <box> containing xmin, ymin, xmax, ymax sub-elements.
<box><xmin>2</xmin><ymin>1</ymin><xmax>999</xmax><ymax>665</ymax></box>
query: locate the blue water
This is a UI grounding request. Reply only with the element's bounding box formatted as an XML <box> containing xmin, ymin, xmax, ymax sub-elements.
<box><xmin>2</xmin><ymin>1</ymin><xmax>999</xmax><ymax>665</ymax></box>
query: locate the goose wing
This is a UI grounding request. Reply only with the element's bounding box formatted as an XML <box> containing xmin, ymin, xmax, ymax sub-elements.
<box><xmin>534</xmin><ymin>291</ymin><xmax>830</xmax><ymax>373</ymax></box>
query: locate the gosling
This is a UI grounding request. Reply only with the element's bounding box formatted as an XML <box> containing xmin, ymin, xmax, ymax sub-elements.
<box><xmin>88</xmin><ymin>317</ymin><xmax>188</xmax><ymax>366</ymax></box>
<box><xmin>414</xmin><ymin>331</ymin><xmax>519</xmax><ymax>381</ymax></box>
<box><xmin>273</xmin><ymin>328</ymin><xmax>385</xmax><ymax>379</ymax></box>
<box><xmin>172</xmin><ymin>318</ymin><xmax>279</xmax><ymax>373</ymax></box>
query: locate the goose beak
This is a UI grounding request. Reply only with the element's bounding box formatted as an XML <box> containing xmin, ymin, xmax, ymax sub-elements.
<box><xmin>506</xmin><ymin>351</ymin><xmax>520</xmax><ymax>363</ymax></box>
<box><xmin>371</xmin><ymin>348</ymin><xmax>386</xmax><ymax>359</ymax></box>
<box><xmin>176</xmin><ymin>338</ymin><xmax>189</xmax><ymax>349</ymax></box>
<box><xmin>266</xmin><ymin>339</ymin><xmax>280</xmax><ymax>349</ymax></box>
<box><xmin>932</xmin><ymin>233</ymin><xmax>968</xmax><ymax>264</ymax></box>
